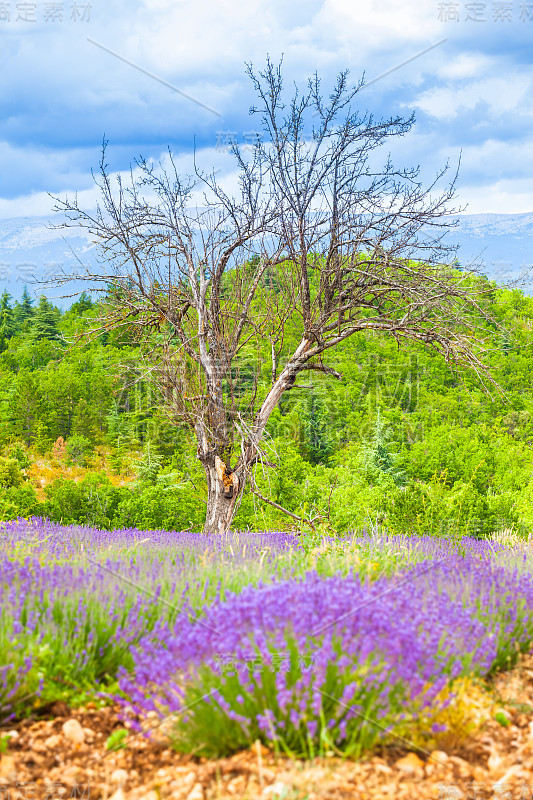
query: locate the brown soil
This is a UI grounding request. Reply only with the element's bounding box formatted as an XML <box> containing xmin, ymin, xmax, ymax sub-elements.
<box><xmin>4</xmin><ymin>655</ymin><xmax>533</xmax><ymax>800</ymax></box>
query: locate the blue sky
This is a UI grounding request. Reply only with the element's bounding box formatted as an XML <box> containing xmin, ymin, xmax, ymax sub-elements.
<box><xmin>1</xmin><ymin>0</ymin><xmax>532</xmax><ymax>218</ymax></box>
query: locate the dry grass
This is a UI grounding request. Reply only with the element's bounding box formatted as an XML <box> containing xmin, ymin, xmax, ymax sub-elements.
<box><xmin>26</xmin><ymin>447</ymin><xmax>137</xmax><ymax>500</ymax></box>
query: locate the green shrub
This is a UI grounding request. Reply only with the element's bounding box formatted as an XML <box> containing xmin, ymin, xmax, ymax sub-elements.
<box><xmin>0</xmin><ymin>483</ymin><xmax>42</xmax><ymax>521</ymax></box>
<box><xmin>4</xmin><ymin>441</ymin><xmax>31</xmax><ymax>470</ymax></box>
<box><xmin>382</xmin><ymin>479</ymin><xmax>520</xmax><ymax>540</ymax></box>
<box><xmin>0</xmin><ymin>457</ymin><xmax>26</xmax><ymax>488</ymax></box>
<box><xmin>383</xmin><ymin>483</ymin><xmax>444</xmax><ymax>537</ymax></box>
<box><xmin>66</xmin><ymin>435</ymin><xmax>93</xmax><ymax>467</ymax></box>
<box><xmin>116</xmin><ymin>484</ymin><xmax>204</xmax><ymax>531</ymax></box>
<box><xmin>43</xmin><ymin>473</ymin><xmax>128</xmax><ymax>528</ymax></box>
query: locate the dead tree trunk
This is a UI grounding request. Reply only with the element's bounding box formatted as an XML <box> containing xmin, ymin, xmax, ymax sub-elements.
<box><xmin>198</xmin><ymin>339</ymin><xmax>312</xmax><ymax>534</ymax></box>
<box><xmin>201</xmin><ymin>453</ymin><xmax>241</xmax><ymax>535</ymax></box>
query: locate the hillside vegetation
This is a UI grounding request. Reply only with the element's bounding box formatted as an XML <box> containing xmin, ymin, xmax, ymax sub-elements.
<box><xmin>0</xmin><ymin>278</ymin><xmax>532</xmax><ymax>537</ymax></box>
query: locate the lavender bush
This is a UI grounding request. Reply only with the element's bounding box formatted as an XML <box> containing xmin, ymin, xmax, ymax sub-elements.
<box><xmin>119</xmin><ymin>556</ymin><xmax>533</xmax><ymax>758</ymax></box>
<box><xmin>1</xmin><ymin>515</ymin><xmax>532</xmax><ymax>754</ymax></box>
<box><xmin>0</xmin><ymin>518</ymin><xmax>304</xmax><ymax>718</ymax></box>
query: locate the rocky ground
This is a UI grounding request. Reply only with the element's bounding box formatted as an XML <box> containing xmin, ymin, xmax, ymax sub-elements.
<box><xmin>4</xmin><ymin>655</ymin><xmax>533</xmax><ymax>800</ymax></box>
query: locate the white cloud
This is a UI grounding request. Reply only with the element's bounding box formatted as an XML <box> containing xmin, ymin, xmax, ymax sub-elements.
<box><xmin>458</xmin><ymin>137</ymin><xmax>533</xmax><ymax>178</ymax></box>
<box><xmin>0</xmin><ymin>188</ymin><xmax>97</xmax><ymax>220</ymax></box>
<box><xmin>0</xmin><ymin>0</ymin><xmax>532</xmax><ymax>217</ymax></box>
<box><xmin>457</xmin><ymin>179</ymin><xmax>533</xmax><ymax>214</ymax></box>
<box><xmin>413</xmin><ymin>75</ymin><xmax>533</xmax><ymax>119</ymax></box>
<box><xmin>0</xmin><ymin>144</ymin><xmax>245</xmax><ymax>219</ymax></box>
<box><xmin>120</xmin><ymin>0</ymin><xmax>445</xmax><ymax>96</ymax></box>
<box><xmin>3</xmin><ymin>140</ymin><xmax>532</xmax><ymax>222</ymax></box>
<box><xmin>315</xmin><ymin>0</ymin><xmax>441</xmax><ymax>50</ymax></box>
<box><xmin>437</xmin><ymin>52</ymin><xmax>494</xmax><ymax>80</ymax></box>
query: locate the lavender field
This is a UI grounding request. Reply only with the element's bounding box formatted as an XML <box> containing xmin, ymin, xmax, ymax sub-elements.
<box><xmin>2</xmin><ymin>518</ymin><xmax>533</xmax><ymax>758</ymax></box>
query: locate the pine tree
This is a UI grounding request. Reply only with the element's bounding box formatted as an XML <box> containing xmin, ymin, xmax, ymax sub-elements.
<box><xmin>500</xmin><ymin>328</ymin><xmax>512</xmax><ymax>356</ymax></box>
<box><xmin>9</xmin><ymin>370</ymin><xmax>43</xmax><ymax>445</ymax></box>
<box><xmin>301</xmin><ymin>391</ymin><xmax>334</xmax><ymax>465</ymax></box>
<box><xmin>71</xmin><ymin>397</ymin><xmax>99</xmax><ymax>440</ymax></box>
<box><xmin>70</xmin><ymin>291</ymin><xmax>93</xmax><ymax>315</ymax></box>
<box><xmin>15</xmin><ymin>286</ymin><xmax>34</xmax><ymax>328</ymax></box>
<box><xmin>0</xmin><ymin>291</ymin><xmax>15</xmax><ymax>345</ymax></box>
<box><xmin>136</xmin><ymin>441</ymin><xmax>163</xmax><ymax>484</ymax></box>
<box><xmin>362</xmin><ymin>411</ymin><xmax>406</xmax><ymax>487</ymax></box>
<box><xmin>31</xmin><ymin>296</ymin><xmax>61</xmax><ymax>342</ymax></box>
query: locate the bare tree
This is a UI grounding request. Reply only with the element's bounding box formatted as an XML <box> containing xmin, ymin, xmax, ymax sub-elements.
<box><xmin>52</xmin><ymin>58</ymin><xmax>498</xmax><ymax>534</ymax></box>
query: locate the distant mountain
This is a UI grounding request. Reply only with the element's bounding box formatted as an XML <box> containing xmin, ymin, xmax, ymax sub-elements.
<box><xmin>0</xmin><ymin>216</ymin><xmax>98</xmax><ymax>305</ymax></box>
<box><xmin>0</xmin><ymin>212</ymin><xmax>532</xmax><ymax>304</ymax></box>
<box><xmin>449</xmin><ymin>212</ymin><xmax>533</xmax><ymax>294</ymax></box>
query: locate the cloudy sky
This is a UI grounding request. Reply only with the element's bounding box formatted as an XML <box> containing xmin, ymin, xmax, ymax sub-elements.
<box><xmin>1</xmin><ymin>0</ymin><xmax>532</xmax><ymax>219</ymax></box>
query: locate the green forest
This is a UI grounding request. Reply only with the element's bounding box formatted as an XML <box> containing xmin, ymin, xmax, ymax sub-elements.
<box><xmin>1</xmin><ymin>277</ymin><xmax>533</xmax><ymax>538</ymax></box>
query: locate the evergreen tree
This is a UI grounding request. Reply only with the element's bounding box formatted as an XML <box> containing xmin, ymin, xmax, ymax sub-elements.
<box><xmin>0</xmin><ymin>291</ymin><xmax>15</xmax><ymax>349</ymax></box>
<box><xmin>301</xmin><ymin>391</ymin><xmax>334</xmax><ymax>465</ymax></box>
<box><xmin>70</xmin><ymin>291</ymin><xmax>93</xmax><ymax>315</ymax></box>
<box><xmin>361</xmin><ymin>411</ymin><xmax>406</xmax><ymax>487</ymax></box>
<box><xmin>15</xmin><ymin>286</ymin><xmax>34</xmax><ymax>328</ymax></box>
<box><xmin>136</xmin><ymin>441</ymin><xmax>163</xmax><ymax>485</ymax></box>
<box><xmin>0</xmin><ymin>291</ymin><xmax>15</xmax><ymax>339</ymax></box>
<box><xmin>31</xmin><ymin>296</ymin><xmax>61</xmax><ymax>342</ymax></box>
<box><xmin>500</xmin><ymin>328</ymin><xmax>512</xmax><ymax>355</ymax></box>
<box><xmin>8</xmin><ymin>370</ymin><xmax>44</xmax><ymax>445</ymax></box>
<box><xmin>71</xmin><ymin>397</ymin><xmax>99</xmax><ymax>440</ymax></box>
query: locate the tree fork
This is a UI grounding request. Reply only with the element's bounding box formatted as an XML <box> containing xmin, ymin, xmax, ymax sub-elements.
<box><xmin>202</xmin><ymin>457</ymin><xmax>241</xmax><ymax>534</ymax></box>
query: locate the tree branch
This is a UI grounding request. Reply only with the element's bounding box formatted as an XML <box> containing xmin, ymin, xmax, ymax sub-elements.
<box><xmin>249</xmin><ymin>471</ymin><xmax>316</xmax><ymax>533</ymax></box>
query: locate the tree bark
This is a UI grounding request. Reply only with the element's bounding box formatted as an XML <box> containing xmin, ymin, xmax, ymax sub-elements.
<box><xmin>198</xmin><ymin>338</ymin><xmax>313</xmax><ymax>534</ymax></box>
<box><xmin>202</xmin><ymin>454</ymin><xmax>242</xmax><ymax>534</ymax></box>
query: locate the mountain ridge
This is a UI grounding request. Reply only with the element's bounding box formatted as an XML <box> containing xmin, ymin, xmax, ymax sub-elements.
<box><xmin>0</xmin><ymin>212</ymin><xmax>532</xmax><ymax>301</ymax></box>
